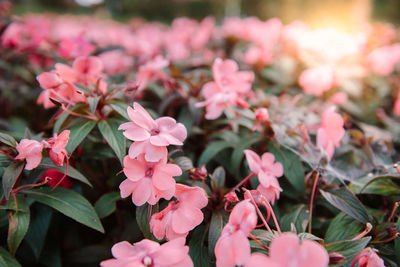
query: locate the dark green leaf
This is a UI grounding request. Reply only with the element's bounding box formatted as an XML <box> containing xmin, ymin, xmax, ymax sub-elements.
<box><xmin>174</xmin><ymin>156</ymin><xmax>194</xmax><ymax>172</ymax></box>
<box><xmin>7</xmin><ymin>196</ymin><xmax>30</xmax><ymax>256</ymax></box>
<box><xmin>395</xmin><ymin>216</ymin><xmax>400</xmax><ymax>263</ymax></box>
<box><xmin>74</xmin><ymin>83</ymin><xmax>91</xmax><ymax>94</ymax></box>
<box><xmin>95</xmin><ymin>192</ymin><xmax>121</xmax><ymax>219</ymax></box>
<box><xmin>0</xmin><ymin>133</ymin><xmax>17</xmax><ymax>147</ymax></box>
<box><xmin>25</xmin><ymin>187</ymin><xmax>104</xmax><ymax>233</ymax></box>
<box><xmin>210</xmin><ymin>166</ymin><xmax>225</xmax><ymax>190</ymax></box>
<box><xmin>230</xmin><ymin>135</ymin><xmax>262</xmax><ymax>175</ymax></box>
<box><xmin>268</xmin><ymin>143</ymin><xmax>305</xmax><ymax>192</ymax></box>
<box><xmin>98</xmin><ymin>119</ymin><xmax>126</xmax><ymax>164</ymax></box>
<box><xmin>37</xmin><ymin>158</ymin><xmax>92</xmax><ymax>187</ymax></box>
<box><xmin>325</xmin><ymin>237</ymin><xmax>371</xmax><ymax>263</ymax></box>
<box><xmin>65</xmin><ymin>120</ymin><xmax>97</xmax><ymax>154</ymax></box>
<box><xmin>320</xmin><ymin>188</ymin><xmax>371</xmax><ymax>223</ymax></box>
<box><xmin>24</xmin><ymin>204</ymin><xmax>52</xmax><ymax>259</ymax></box>
<box><xmin>136</xmin><ymin>204</ymin><xmax>154</xmax><ymax>239</ymax></box>
<box><xmin>357</xmin><ymin>176</ymin><xmax>400</xmax><ymax>195</ymax></box>
<box><xmin>109</xmin><ymin>102</ymin><xmax>130</xmax><ymax>120</ymax></box>
<box><xmin>0</xmin><ymin>247</ymin><xmax>21</xmax><ymax>267</ymax></box>
<box><xmin>251</xmin><ymin>229</ymin><xmax>279</xmax><ymax>243</ymax></box>
<box><xmin>280</xmin><ymin>204</ymin><xmax>309</xmax><ymax>232</ymax></box>
<box><xmin>0</xmin><ymin>154</ymin><xmax>12</xmax><ymax>167</ymax></box>
<box><xmin>208</xmin><ymin>212</ymin><xmax>226</xmax><ymax>264</ymax></box>
<box><xmin>189</xmin><ymin>225</ymin><xmax>209</xmax><ymax>267</ymax></box>
<box><xmin>325</xmin><ymin>213</ymin><xmax>364</xmax><ymax>243</ymax></box>
<box><xmin>2</xmin><ymin>162</ymin><xmax>24</xmax><ymax>200</ymax></box>
<box><xmin>198</xmin><ymin>141</ymin><xmax>233</xmax><ymax>166</ymax></box>
<box><xmin>53</xmin><ymin>111</ymin><xmax>70</xmax><ymax>134</ymax></box>
<box><xmin>87</xmin><ymin>96</ymin><xmax>101</xmax><ymax>114</ymax></box>
<box><xmin>350</xmin><ymin>175</ymin><xmax>400</xmax><ymax>196</ymax></box>
<box><xmin>297</xmin><ymin>232</ymin><xmax>322</xmax><ymax>241</ymax></box>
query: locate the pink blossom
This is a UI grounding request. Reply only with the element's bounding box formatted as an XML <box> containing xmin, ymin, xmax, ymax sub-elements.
<box><xmin>367</xmin><ymin>44</ymin><xmax>400</xmax><ymax>76</ymax></box>
<box><xmin>352</xmin><ymin>248</ymin><xmax>385</xmax><ymax>267</ymax></box>
<box><xmin>244</xmin><ymin>150</ymin><xmax>283</xmax><ymax>204</ymax></box>
<box><xmin>119</xmin><ymin>102</ymin><xmax>187</xmax><ymax>162</ymax></box>
<box><xmin>98</xmin><ymin>50</ymin><xmax>133</xmax><ymax>75</ymax></box>
<box><xmin>316</xmin><ymin>107</ymin><xmax>345</xmax><ymax>161</ymax></box>
<box><xmin>299</xmin><ymin>65</ymin><xmax>334</xmax><ymax>96</ymax></box>
<box><xmin>328</xmin><ymin>92</ymin><xmax>348</xmax><ymax>105</ymax></box>
<box><xmin>196</xmin><ymin>58</ymin><xmax>254</xmax><ymax>120</ymax></box>
<box><xmin>100</xmin><ymin>237</ymin><xmax>193</xmax><ymax>267</ymax></box>
<box><xmin>245</xmin><ymin>233</ymin><xmax>329</xmax><ymax>267</ymax></box>
<box><xmin>15</xmin><ymin>139</ymin><xmax>44</xmax><ymax>170</ymax></box>
<box><xmin>43</xmin><ymin>130</ymin><xmax>70</xmax><ymax>166</ymax></box>
<box><xmin>150</xmin><ymin>184</ymin><xmax>208</xmax><ymax>240</ymax></box>
<box><xmin>215</xmin><ymin>200</ymin><xmax>257</xmax><ymax>267</ymax></box>
<box><xmin>136</xmin><ymin>56</ymin><xmax>169</xmax><ymax>93</ymax></box>
<box><xmin>120</xmin><ymin>155</ymin><xmax>182</xmax><ymax>206</ymax></box>
<box><xmin>57</xmin><ymin>34</ymin><xmax>95</xmax><ymax>60</ymax></box>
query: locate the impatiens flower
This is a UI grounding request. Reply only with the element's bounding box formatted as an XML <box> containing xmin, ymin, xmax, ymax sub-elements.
<box><xmin>367</xmin><ymin>44</ymin><xmax>400</xmax><ymax>76</ymax></box>
<box><xmin>40</xmin><ymin>169</ymin><xmax>72</xmax><ymax>188</ymax></box>
<box><xmin>136</xmin><ymin>56</ymin><xmax>169</xmax><ymax>93</ymax></box>
<box><xmin>43</xmin><ymin>130</ymin><xmax>70</xmax><ymax>166</ymax></box>
<box><xmin>299</xmin><ymin>65</ymin><xmax>334</xmax><ymax>96</ymax></box>
<box><xmin>196</xmin><ymin>58</ymin><xmax>254</xmax><ymax>120</ymax></box>
<box><xmin>215</xmin><ymin>200</ymin><xmax>257</xmax><ymax>267</ymax></box>
<box><xmin>15</xmin><ymin>139</ymin><xmax>44</xmax><ymax>170</ymax></box>
<box><xmin>119</xmin><ymin>102</ymin><xmax>187</xmax><ymax>162</ymax></box>
<box><xmin>100</xmin><ymin>237</ymin><xmax>193</xmax><ymax>267</ymax></box>
<box><xmin>245</xmin><ymin>233</ymin><xmax>329</xmax><ymax>267</ymax></box>
<box><xmin>244</xmin><ymin>150</ymin><xmax>283</xmax><ymax>204</ymax></box>
<box><xmin>316</xmin><ymin>107</ymin><xmax>345</xmax><ymax>162</ymax></box>
<box><xmin>352</xmin><ymin>248</ymin><xmax>385</xmax><ymax>267</ymax></box>
<box><xmin>150</xmin><ymin>184</ymin><xmax>208</xmax><ymax>240</ymax></box>
<box><xmin>120</xmin><ymin>155</ymin><xmax>182</xmax><ymax>206</ymax></box>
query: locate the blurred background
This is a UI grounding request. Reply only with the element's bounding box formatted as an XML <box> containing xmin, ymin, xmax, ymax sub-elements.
<box><xmin>10</xmin><ymin>0</ymin><xmax>400</xmax><ymax>31</ymax></box>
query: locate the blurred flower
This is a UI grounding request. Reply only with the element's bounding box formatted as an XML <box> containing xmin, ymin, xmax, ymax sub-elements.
<box><xmin>40</xmin><ymin>169</ymin><xmax>72</xmax><ymax>188</ymax></box>
<box><xmin>351</xmin><ymin>248</ymin><xmax>385</xmax><ymax>267</ymax></box>
<box><xmin>299</xmin><ymin>65</ymin><xmax>334</xmax><ymax>96</ymax></box>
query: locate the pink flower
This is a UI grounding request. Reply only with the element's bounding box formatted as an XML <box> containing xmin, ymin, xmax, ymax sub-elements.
<box><xmin>43</xmin><ymin>130</ymin><xmax>70</xmax><ymax>166</ymax></box>
<box><xmin>98</xmin><ymin>50</ymin><xmax>133</xmax><ymax>75</ymax></box>
<box><xmin>150</xmin><ymin>184</ymin><xmax>208</xmax><ymax>240</ymax></box>
<box><xmin>244</xmin><ymin>150</ymin><xmax>283</xmax><ymax>204</ymax></box>
<box><xmin>120</xmin><ymin>155</ymin><xmax>182</xmax><ymax>206</ymax></box>
<box><xmin>196</xmin><ymin>58</ymin><xmax>254</xmax><ymax>120</ymax></box>
<box><xmin>316</xmin><ymin>107</ymin><xmax>345</xmax><ymax>161</ymax></box>
<box><xmin>367</xmin><ymin>44</ymin><xmax>400</xmax><ymax>76</ymax></box>
<box><xmin>136</xmin><ymin>56</ymin><xmax>169</xmax><ymax>93</ymax></box>
<box><xmin>245</xmin><ymin>233</ymin><xmax>329</xmax><ymax>267</ymax></box>
<box><xmin>100</xmin><ymin>237</ymin><xmax>193</xmax><ymax>267</ymax></box>
<box><xmin>15</xmin><ymin>139</ymin><xmax>44</xmax><ymax>170</ymax></box>
<box><xmin>57</xmin><ymin>34</ymin><xmax>95</xmax><ymax>60</ymax></box>
<box><xmin>352</xmin><ymin>248</ymin><xmax>385</xmax><ymax>267</ymax></box>
<box><xmin>328</xmin><ymin>92</ymin><xmax>348</xmax><ymax>105</ymax></box>
<box><xmin>299</xmin><ymin>65</ymin><xmax>334</xmax><ymax>96</ymax></box>
<box><xmin>119</xmin><ymin>102</ymin><xmax>187</xmax><ymax>162</ymax></box>
<box><xmin>215</xmin><ymin>200</ymin><xmax>257</xmax><ymax>267</ymax></box>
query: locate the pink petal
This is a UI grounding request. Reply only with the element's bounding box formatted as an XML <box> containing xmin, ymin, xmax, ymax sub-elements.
<box><xmin>245</xmin><ymin>253</ymin><xmax>278</xmax><ymax>267</ymax></box>
<box><xmin>144</xmin><ymin>144</ymin><xmax>168</xmax><ymax>162</ymax></box>
<box><xmin>153</xmin><ymin>238</ymin><xmax>189</xmax><ymax>266</ymax></box>
<box><xmin>111</xmin><ymin>241</ymin><xmax>135</xmax><ymax>258</ymax></box>
<box><xmin>171</xmin><ymin>206</ymin><xmax>204</xmax><ymax>233</ymax></box>
<box><xmin>25</xmin><ymin>152</ymin><xmax>43</xmax><ymax>170</ymax></box>
<box><xmin>130</xmin><ymin>103</ymin><xmax>157</xmax><ymax>131</ymax></box>
<box><xmin>269</xmin><ymin>233</ymin><xmax>300</xmax><ymax>265</ymax></box>
<box><xmin>123</xmin><ymin>156</ymin><xmax>145</xmax><ymax>182</ymax></box>
<box><xmin>299</xmin><ymin>240</ymin><xmax>329</xmax><ymax>267</ymax></box>
<box><xmin>244</xmin><ymin>150</ymin><xmax>262</xmax><ymax>173</ymax></box>
<box><xmin>149</xmin><ymin>135</ymin><xmax>170</xmax><ymax>146</ymax></box>
<box><xmin>131</xmin><ymin>178</ymin><xmax>152</xmax><ymax>206</ymax></box>
<box><xmin>231</xmin><ymin>231</ymin><xmax>251</xmax><ymax>266</ymax></box>
<box><xmin>261</xmin><ymin>152</ymin><xmax>275</xmax><ymax>166</ymax></box>
<box><xmin>119</xmin><ymin>179</ymin><xmax>136</xmax><ymax>198</ymax></box>
<box><xmin>152</xmin><ymin>168</ymin><xmax>176</xmax><ymax>191</ymax></box>
<box><xmin>215</xmin><ymin>235</ymin><xmax>236</xmax><ymax>267</ymax></box>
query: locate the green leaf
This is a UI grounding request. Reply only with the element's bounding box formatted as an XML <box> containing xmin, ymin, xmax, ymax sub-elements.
<box><xmin>0</xmin><ymin>247</ymin><xmax>21</xmax><ymax>267</ymax></box>
<box><xmin>74</xmin><ymin>83</ymin><xmax>91</xmax><ymax>94</ymax></box>
<box><xmin>53</xmin><ymin>112</ymin><xmax>70</xmax><ymax>134</ymax></box>
<box><xmin>87</xmin><ymin>96</ymin><xmax>101</xmax><ymax>114</ymax></box>
<box><xmin>0</xmin><ymin>154</ymin><xmax>12</xmax><ymax>167</ymax></box>
<box><xmin>0</xmin><ymin>133</ymin><xmax>17</xmax><ymax>147</ymax></box>
<box><xmin>251</xmin><ymin>229</ymin><xmax>279</xmax><ymax>243</ymax></box>
<box><xmin>230</xmin><ymin>135</ymin><xmax>262</xmax><ymax>175</ymax></box>
<box><xmin>136</xmin><ymin>204</ymin><xmax>154</xmax><ymax>239</ymax></box>
<box><xmin>37</xmin><ymin>158</ymin><xmax>92</xmax><ymax>187</ymax></box>
<box><xmin>2</xmin><ymin>162</ymin><xmax>24</xmax><ymax>200</ymax></box>
<box><xmin>24</xmin><ymin>204</ymin><xmax>52</xmax><ymax>259</ymax></box>
<box><xmin>325</xmin><ymin>213</ymin><xmax>364</xmax><ymax>243</ymax></box>
<box><xmin>210</xmin><ymin>166</ymin><xmax>225</xmax><ymax>190</ymax></box>
<box><xmin>94</xmin><ymin>192</ymin><xmax>120</xmax><ymax>219</ymax></box>
<box><xmin>349</xmin><ymin>176</ymin><xmax>400</xmax><ymax>196</ymax></box>
<box><xmin>174</xmin><ymin>156</ymin><xmax>194</xmax><ymax>172</ymax></box>
<box><xmin>198</xmin><ymin>141</ymin><xmax>233</xmax><ymax>166</ymax></box>
<box><xmin>395</xmin><ymin>216</ymin><xmax>400</xmax><ymax>263</ymax></box>
<box><xmin>208</xmin><ymin>212</ymin><xmax>226</xmax><ymax>264</ymax></box>
<box><xmin>280</xmin><ymin>204</ymin><xmax>309</xmax><ymax>232</ymax></box>
<box><xmin>320</xmin><ymin>188</ymin><xmax>371</xmax><ymax>224</ymax></box>
<box><xmin>297</xmin><ymin>232</ymin><xmax>322</xmax><ymax>241</ymax></box>
<box><xmin>268</xmin><ymin>143</ymin><xmax>305</xmax><ymax>192</ymax></box>
<box><xmin>189</xmin><ymin>225</ymin><xmax>209</xmax><ymax>267</ymax></box>
<box><xmin>7</xmin><ymin>196</ymin><xmax>30</xmax><ymax>256</ymax></box>
<box><xmin>325</xmin><ymin>237</ymin><xmax>371</xmax><ymax>263</ymax></box>
<box><xmin>65</xmin><ymin>120</ymin><xmax>97</xmax><ymax>154</ymax></box>
<box><xmin>109</xmin><ymin>102</ymin><xmax>130</xmax><ymax>120</ymax></box>
<box><xmin>25</xmin><ymin>187</ymin><xmax>104</xmax><ymax>233</ymax></box>
<box><xmin>98</xmin><ymin>119</ymin><xmax>126</xmax><ymax>164</ymax></box>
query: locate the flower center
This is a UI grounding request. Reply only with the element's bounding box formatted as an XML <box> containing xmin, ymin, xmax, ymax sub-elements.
<box><xmin>145</xmin><ymin>167</ymin><xmax>154</xmax><ymax>177</ymax></box>
<box><xmin>150</xmin><ymin>128</ymin><xmax>160</xmax><ymax>136</ymax></box>
<box><xmin>143</xmin><ymin>256</ymin><xmax>153</xmax><ymax>266</ymax></box>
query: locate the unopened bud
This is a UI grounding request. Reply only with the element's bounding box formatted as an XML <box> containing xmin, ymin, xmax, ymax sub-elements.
<box><xmin>329</xmin><ymin>253</ymin><xmax>345</xmax><ymax>265</ymax></box>
<box><xmin>189</xmin><ymin>165</ymin><xmax>208</xmax><ymax>181</ymax></box>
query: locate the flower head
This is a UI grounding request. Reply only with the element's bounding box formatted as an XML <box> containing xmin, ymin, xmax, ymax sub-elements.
<box><xmin>43</xmin><ymin>130</ymin><xmax>70</xmax><ymax>166</ymax></box>
<box><xmin>299</xmin><ymin>65</ymin><xmax>334</xmax><ymax>96</ymax></box>
<box><xmin>100</xmin><ymin>237</ymin><xmax>193</xmax><ymax>267</ymax></box>
<box><xmin>120</xmin><ymin>155</ymin><xmax>182</xmax><ymax>206</ymax></box>
<box><xmin>150</xmin><ymin>184</ymin><xmax>208</xmax><ymax>240</ymax></box>
<box><xmin>15</xmin><ymin>139</ymin><xmax>44</xmax><ymax>170</ymax></box>
<box><xmin>352</xmin><ymin>248</ymin><xmax>385</xmax><ymax>267</ymax></box>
